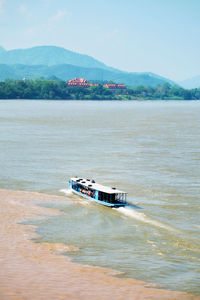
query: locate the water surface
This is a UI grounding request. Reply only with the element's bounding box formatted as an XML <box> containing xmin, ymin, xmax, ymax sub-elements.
<box><xmin>0</xmin><ymin>100</ymin><xmax>199</xmax><ymax>294</ymax></box>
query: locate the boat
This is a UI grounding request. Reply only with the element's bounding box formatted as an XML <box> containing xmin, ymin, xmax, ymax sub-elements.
<box><xmin>69</xmin><ymin>177</ymin><xmax>129</xmax><ymax>208</ymax></box>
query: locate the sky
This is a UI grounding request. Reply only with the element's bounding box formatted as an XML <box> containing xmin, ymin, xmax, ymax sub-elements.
<box><xmin>0</xmin><ymin>0</ymin><xmax>200</xmax><ymax>81</ymax></box>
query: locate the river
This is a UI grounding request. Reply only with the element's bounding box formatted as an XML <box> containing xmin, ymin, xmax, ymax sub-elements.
<box><xmin>0</xmin><ymin>99</ymin><xmax>199</xmax><ymax>294</ymax></box>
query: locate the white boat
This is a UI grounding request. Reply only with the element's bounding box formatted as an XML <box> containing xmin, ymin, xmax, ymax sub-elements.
<box><xmin>69</xmin><ymin>177</ymin><xmax>129</xmax><ymax>208</ymax></box>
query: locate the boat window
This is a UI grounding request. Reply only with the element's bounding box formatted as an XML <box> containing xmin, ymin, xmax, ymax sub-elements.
<box><xmin>110</xmin><ymin>194</ymin><xmax>115</xmax><ymax>203</ymax></box>
<box><xmin>98</xmin><ymin>191</ymin><xmax>103</xmax><ymax>201</ymax></box>
<box><xmin>98</xmin><ymin>191</ymin><xmax>107</xmax><ymax>202</ymax></box>
<box><xmin>115</xmin><ymin>193</ymin><xmax>126</xmax><ymax>203</ymax></box>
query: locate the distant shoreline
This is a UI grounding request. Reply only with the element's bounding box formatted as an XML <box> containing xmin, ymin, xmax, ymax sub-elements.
<box><xmin>0</xmin><ymin>188</ymin><xmax>199</xmax><ymax>300</ymax></box>
<box><xmin>0</xmin><ymin>98</ymin><xmax>199</xmax><ymax>101</ymax></box>
<box><xmin>0</xmin><ymin>79</ymin><xmax>200</xmax><ymax>101</ymax></box>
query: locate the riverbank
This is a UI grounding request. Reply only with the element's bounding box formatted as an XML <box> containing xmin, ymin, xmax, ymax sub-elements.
<box><xmin>0</xmin><ymin>188</ymin><xmax>199</xmax><ymax>300</ymax></box>
<box><xmin>0</xmin><ymin>79</ymin><xmax>199</xmax><ymax>100</ymax></box>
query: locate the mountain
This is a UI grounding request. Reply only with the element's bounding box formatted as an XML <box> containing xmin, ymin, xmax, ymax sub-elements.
<box><xmin>0</xmin><ymin>45</ymin><xmax>175</xmax><ymax>87</ymax></box>
<box><xmin>0</xmin><ymin>63</ymin><xmax>174</xmax><ymax>87</ymax></box>
<box><xmin>0</xmin><ymin>45</ymin><xmax>119</xmax><ymax>72</ymax></box>
<box><xmin>178</xmin><ymin>75</ymin><xmax>200</xmax><ymax>89</ymax></box>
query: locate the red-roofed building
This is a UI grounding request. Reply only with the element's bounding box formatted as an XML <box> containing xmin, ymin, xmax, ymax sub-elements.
<box><xmin>67</xmin><ymin>78</ymin><xmax>90</xmax><ymax>87</ymax></box>
<box><xmin>67</xmin><ymin>78</ymin><xmax>126</xmax><ymax>91</ymax></box>
<box><xmin>67</xmin><ymin>78</ymin><xmax>99</xmax><ymax>88</ymax></box>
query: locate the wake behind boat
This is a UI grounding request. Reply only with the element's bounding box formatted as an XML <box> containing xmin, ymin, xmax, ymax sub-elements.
<box><xmin>69</xmin><ymin>177</ymin><xmax>129</xmax><ymax>208</ymax></box>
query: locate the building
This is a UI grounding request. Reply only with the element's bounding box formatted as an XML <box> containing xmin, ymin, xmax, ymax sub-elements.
<box><xmin>103</xmin><ymin>83</ymin><xmax>126</xmax><ymax>90</ymax></box>
<box><xmin>67</xmin><ymin>78</ymin><xmax>126</xmax><ymax>90</ymax></box>
<box><xmin>67</xmin><ymin>78</ymin><xmax>90</xmax><ymax>87</ymax></box>
<box><xmin>67</xmin><ymin>78</ymin><xmax>99</xmax><ymax>88</ymax></box>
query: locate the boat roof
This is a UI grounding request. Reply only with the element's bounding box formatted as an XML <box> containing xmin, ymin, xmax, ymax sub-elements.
<box><xmin>71</xmin><ymin>177</ymin><xmax>127</xmax><ymax>194</ymax></box>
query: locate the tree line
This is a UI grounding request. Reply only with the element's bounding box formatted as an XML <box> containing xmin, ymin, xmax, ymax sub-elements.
<box><xmin>0</xmin><ymin>79</ymin><xmax>199</xmax><ymax>100</ymax></box>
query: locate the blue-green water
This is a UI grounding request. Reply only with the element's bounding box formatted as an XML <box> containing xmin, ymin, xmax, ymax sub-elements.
<box><xmin>0</xmin><ymin>100</ymin><xmax>200</xmax><ymax>294</ymax></box>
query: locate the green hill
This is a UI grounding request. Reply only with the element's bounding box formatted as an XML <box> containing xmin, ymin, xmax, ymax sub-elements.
<box><xmin>0</xmin><ymin>45</ymin><xmax>118</xmax><ymax>72</ymax></box>
<box><xmin>0</xmin><ymin>63</ymin><xmax>174</xmax><ymax>87</ymax></box>
<box><xmin>0</xmin><ymin>45</ymin><xmax>175</xmax><ymax>87</ymax></box>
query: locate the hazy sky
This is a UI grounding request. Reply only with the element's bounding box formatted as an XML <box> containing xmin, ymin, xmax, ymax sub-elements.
<box><xmin>0</xmin><ymin>0</ymin><xmax>199</xmax><ymax>81</ymax></box>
